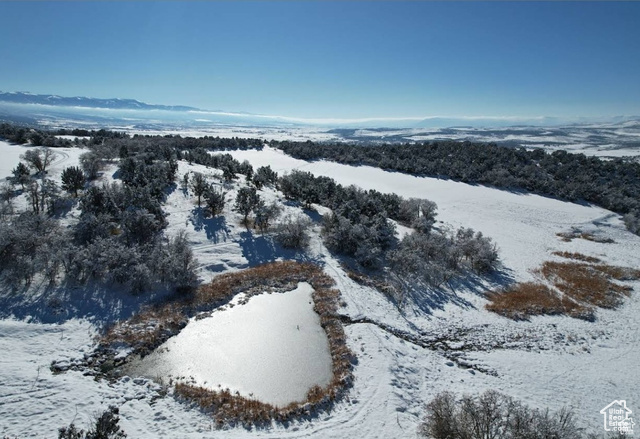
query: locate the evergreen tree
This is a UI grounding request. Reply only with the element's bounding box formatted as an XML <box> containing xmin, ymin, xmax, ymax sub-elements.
<box><xmin>234</xmin><ymin>186</ymin><xmax>261</xmax><ymax>223</ymax></box>
<box><xmin>61</xmin><ymin>166</ymin><xmax>85</xmax><ymax>197</ymax></box>
<box><xmin>190</xmin><ymin>172</ymin><xmax>207</xmax><ymax>207</ymax></box>
<box><xmin>11</xmin><ymin>162</ymin><xmax>31</xmax><ymax>189</ymax></box>
<box><xmin>203</xmin><ymin>185</ymin><xmax>226</xmax><ymax>217</ymax></box>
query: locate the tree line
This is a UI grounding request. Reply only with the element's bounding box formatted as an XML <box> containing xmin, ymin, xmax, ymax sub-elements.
<box><xmin>271</xmin><ymin>140</ymin><xmax>640</xmax><ymax>235</ymax></box>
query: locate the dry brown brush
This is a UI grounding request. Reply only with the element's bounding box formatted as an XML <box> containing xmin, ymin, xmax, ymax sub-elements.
<box><xmin>556</xmin><ymin>230</ymin><xmax>615</xmax><ymax>244</ymax></box>
<box><xmin>486</xmin><ymin>259</ymin><xmax>639</xmax><ymax>321</ymax></box>
<box><xmin>486</xmin><ymin>282</ymin><xmax>592</xmax><ymax>320</ymax></box>
<box><xmin>99</xmin><ymin>261</ymin><xmax>354</xmax><ymax>426</ymax></box>
<box><xmin>552</xmin><ymin>251</ymin><xmax>602</xmax><ymax>263</ymax></box>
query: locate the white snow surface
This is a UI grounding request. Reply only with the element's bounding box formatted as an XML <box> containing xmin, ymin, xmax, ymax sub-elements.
<box><xmin>1</xmin><ymin>143</ymin><xmax>639</xmax><ymax>437</ymax></box>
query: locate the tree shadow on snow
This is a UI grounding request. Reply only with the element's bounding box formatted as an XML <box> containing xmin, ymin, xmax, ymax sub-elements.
<box><xmin>302</xmin><ymin>207</ymin><xmax>323</xmax><ymax>223</ymax></box>
<box><xmin>0</xmin><ymin>280</ymin><xmax>173</xmax><ymax>327</ymax></box>
<box><xmin>190</xmin><ymin>208</ymin><xmax>232</xmax><ymax>244</ymax></box>
<box><xmin>238</xmin><ymin>231</ymin><xmax>320</xmax><ymax>268</ymax></box>
<box><xmin>404</xmin><ymin>265</ymin><xmax>516</xmax><ymax>316</ymax></box>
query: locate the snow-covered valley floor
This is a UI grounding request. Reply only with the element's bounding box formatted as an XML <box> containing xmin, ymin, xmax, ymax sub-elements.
<box><xmin>1</xmin><ymin>141</ymin><xmax>639</xmax><ymax>438</ymax></box>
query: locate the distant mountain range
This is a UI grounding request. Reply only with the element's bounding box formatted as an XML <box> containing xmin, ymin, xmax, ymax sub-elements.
<box><xmin>1</xmin><ymin>91</ymin><xmax>638</xmax><ymax>130</ymax></box>
<box><xmin>0</xmin><ymin>91</ymin><xmax>200</xmax><ymax>112</ymax></box>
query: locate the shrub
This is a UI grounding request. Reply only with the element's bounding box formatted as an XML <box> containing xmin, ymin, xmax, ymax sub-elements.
<box><xmin>539</xmin><ymin>261</ymin><xmax>634</xmax><ymax>309</ymax></box>
<box><xmin>274</xmin><ymin>214</ymin><xmax>311</xmax><ymax>249</ymax></box>
<box><xmin>486</xmin><ymin>282</ymin><xmax>592</xmax><ymax>321</ymax></box>
<box><xmin>58</xmin><ymin>405</ymin><xmax>126</xmax><ymax>439</ymax></box>
<box><xmin>419</xmin><ymin>390</ymin><xmax>583</xmax><ymax>439</ymax></box>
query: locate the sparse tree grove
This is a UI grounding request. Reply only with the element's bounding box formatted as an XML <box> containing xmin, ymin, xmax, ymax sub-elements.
<box><xmin>0</xmin><ymin>134</ymin><xmax>196</xmax><ymax>294</ymax></box>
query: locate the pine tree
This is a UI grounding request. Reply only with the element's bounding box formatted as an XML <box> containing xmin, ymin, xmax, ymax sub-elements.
<box><xmin>11</xmin><ymin>162</ymin><xmax>31</xmax><ymax>189</ymax></box>
<box><xmin>203</xmin><ymin>185</ymin><xmax>226</xmax><ymax>217</ymax></box>
<box><xmin>61</xmin><ymin>166</ymin><xmax>85</xmax><ymax>197</ymax></box>
<box><xmin>190</xmin><ymin>172</ymin><xmax>207</xmax><ymax>207</ymax></box>
<box><xmin>234</xmin><ymin>186</ymin><xmax>261</xmax><ymax>224</ymax></box>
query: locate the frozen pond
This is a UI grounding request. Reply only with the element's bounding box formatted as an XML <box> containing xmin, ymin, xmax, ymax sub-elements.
<box><xmin>125</xmin><ymin>282</ymin><xmax>332</xmax><ymax>406</ymax></box>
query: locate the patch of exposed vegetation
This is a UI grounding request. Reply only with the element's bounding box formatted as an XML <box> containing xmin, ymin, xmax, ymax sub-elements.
<box><xmin>487</xmin><ymin>259</ymin><xmax>640</xmax><ymax>321</ymax></box>
<box><xmin>486</xmin><ymin>282</ymin><xmax>593</xmax><ymax>320</ymax></box>
<box><xmin>539</xmin><ymin>261</ymin><xmax>635</xmax><ymax>309</ymax></box>
<box><xmin>552</xmin><ymin>251</ymin><xmax>602</xmax><ymax>263</ymax></box>
<box><xmin>98</xmin><ymin>261</ymin><xmax>354</xmax><ymax>426</ymax></box>
<box><xmin>556</xmin><ymin>229</ymin><xmax>615</xmax><ymax>243</ymax></box>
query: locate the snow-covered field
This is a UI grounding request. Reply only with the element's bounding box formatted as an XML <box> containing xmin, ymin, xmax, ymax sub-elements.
<box><xmin>1</xmin><ymin>140</ymin><xmax>639</xmax><ymax>438</ymax></box>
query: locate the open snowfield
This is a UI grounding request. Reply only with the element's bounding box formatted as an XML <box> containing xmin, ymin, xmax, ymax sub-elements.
<box><xmin>0</xmin><ymin>140</ymin><xmax>86</xmax><ymax>189</ymax></box>
<box><xmin>1</xmin><ymin>141</ymin><xmax>639</xmax><ymax>437</ymax></box>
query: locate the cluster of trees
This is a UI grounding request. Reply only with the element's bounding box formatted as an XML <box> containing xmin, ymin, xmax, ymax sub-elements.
<box><xmin>389</xmin><ymin>227</ymin><xmax>499</xmax><ymax>288</ymax></box>
<box><xmin>0</xmin><ymin>213</ymin><xmax>62</xmax><ymax>287</ymax></box>
<box><xmin>8</xmin><ymin>148</ymin><xmax>79</xmax><ymax>216</ymax></box>
<box><xmin>0</xmin><ymin>144</ymin><xmax>196</xmax><ymax>294</ymax></box>
<box><xmin>186</xmin><ymin>172</ymin><xmax>227</xmax><ymax>216</ymax></box>
<box><xmin>279</xmin><ymin>170</ymin><xmax>498</xmax><ymax>283</ymax></box>
<box><xmin>272</xmin><ymin>140</ymin><xmax>640</xmax><ymax>235</ymax></box>
<box><xmin>420</xmin><ymin>390</ymin><xmax>585</xmax><ymax>439</ymax></box>
<box><xmin>185</xmin><ymin>168</ymin><xmax>310</xmax><ymax>249</ymax></box>
<box><xmin>64</xmin><ymin>149</ymin><xmax>194</xmax><ymax>293</ymax></box>
<box><xmin>1</xmin><ymin>122</ymin><xmax>263</xmax><ymax>158</ymax></box>
<box><xmin>182</xmin><ymin>149</ymin><xmax>253</xmax><ymax>182</ymax></box>
<box><xmin>0</xmin><ymin>123</ymin><xmax>74</xmax><ymax>148</ymax></box>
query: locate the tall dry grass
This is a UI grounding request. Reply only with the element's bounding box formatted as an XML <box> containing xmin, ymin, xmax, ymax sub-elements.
<box><xmin>538</xmin><ymin>261</ymin><xmax>634</xmax><ymax>309</ymax></box>
<box><xmin>486</xmin><ymin>282</ymin><xmax>592</xmax><ymax>320</ymax></box>
<box><xmin>486</xmin><ymin>258</ymin><xmax>639</xmax><ymax>320</ymax></box>
<box><xmin>551</xmin><ymin>251</ymin><xmax>601</xmax><ymax>263</ymax></box>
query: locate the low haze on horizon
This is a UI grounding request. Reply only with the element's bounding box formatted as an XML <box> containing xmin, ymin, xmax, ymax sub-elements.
<box><xmin>1</xmin><ymin>1</ymin><xmax>639</xmax><ymax>121</ymax></box>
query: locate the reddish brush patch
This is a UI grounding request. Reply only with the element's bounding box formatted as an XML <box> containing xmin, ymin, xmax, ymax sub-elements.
<box><xmin>100</xmin><ymin>261</ymin><xmax>354</xmax><ymax>426</ymax></box>
<box><xmin>486</xmin><ymin>259</ymin><xmax>639</xmax><ymax>321</ymax></box>
<box><xmin>539</xmin><ymin>261</ymin><xmax>635</xmax><ymax>309</ymax></box>
<box><xmin>486</xmin><ymin>282</ymin><xmax>593</xmax><ymax>321</ymax></box>
<box><xmin>551</xmin><ymin>251</ymin><xmax>601</xmax><ymax>264</ymax></box>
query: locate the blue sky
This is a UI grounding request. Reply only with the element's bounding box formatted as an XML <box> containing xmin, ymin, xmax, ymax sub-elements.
<box><xmin>1</xmin><ymin>1</ymin><xmax>639</xmax><ymax>120</ymax></box>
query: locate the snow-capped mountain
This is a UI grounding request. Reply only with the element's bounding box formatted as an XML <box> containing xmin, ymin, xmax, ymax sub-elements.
<box><xmin>0</xmin><ymin>91</ymin><xmax>199</xmax><ymax>112</ymax></box>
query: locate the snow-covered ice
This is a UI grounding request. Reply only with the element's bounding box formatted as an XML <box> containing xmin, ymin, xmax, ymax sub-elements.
<box><xmin>124</xmin><ymin>282</ymin><xmax>332</xmax><ymax>407</ymax></box>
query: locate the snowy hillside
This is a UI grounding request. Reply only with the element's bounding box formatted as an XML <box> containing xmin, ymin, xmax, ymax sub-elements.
<box><xmin>1</xmin><ymin>140</ymin><xmax>639</xmax><ymax>438</ymax></box>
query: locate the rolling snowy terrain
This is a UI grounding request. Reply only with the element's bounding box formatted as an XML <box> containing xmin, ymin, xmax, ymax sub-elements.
<box><xmin>2</xmin><ymin>94</ymin><xmax>640</xmax><ymax>158</ymax></box>
<box><xmin>1</xmin><ymin>138</ymin><xmax>639</xmax><ymax>438</ymax></box>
